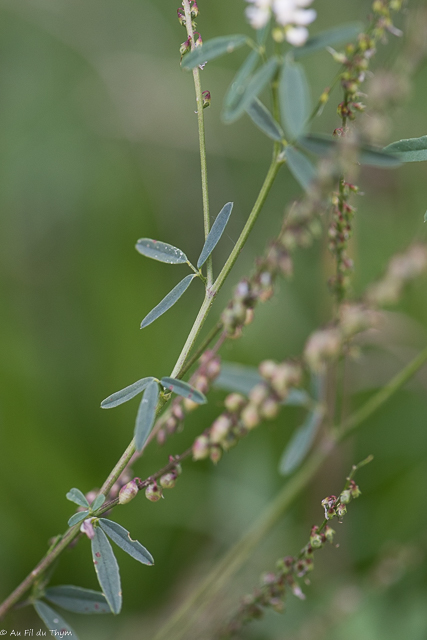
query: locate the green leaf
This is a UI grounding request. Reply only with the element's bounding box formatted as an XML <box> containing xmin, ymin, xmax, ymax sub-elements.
<box><xmin>66</xmin><ymin>488</ymin><xmax>90</xmax><ymax>508</ymax></box>
<box><xmin>34</xmin><ymin>601</ymin><xmax>78</xmax><ymax>638</ymax></box>
<box><xmin>91</xmin><ymin>527</ymin><xmax>122</xmax><ymax>615</ymax></box>
<box><xmin>91</xmin><ymin>494</ymin><xmax>106</xmax><ymax>512</ymax></box>
<box><xmin>101</xmin><ymin>377</ymin><xmax>155</xmax><ymax>409</ymax></box>
<box><xmin>383</xmin><ymin>135</ymin><xmax>427</xmax><ymax>162</ymax></box>
<box><xmin>293</xmin><ymin>22</ymin><xmax>364</xmax><ymax>59</ymax></box>
<box><xmin>99</xmin><ymin>519</ymin><xmax>154</xmax><ymax>566</ymax></box>
<box><xmin>246</xmin><ymin>98</ymin><xmax>284</xmax><ymax>142</ymax></box>
<box><xmin>181</xmin><ymin>35</ymin><xmax>248</xmax><ymax>69</ymax></box>
<box><xmin>280</xmin><ymin>58</ymin><xmax>311</xmax><ymax>139</ymax></box>
<box><xmin>135</xmin><ymin>238</ymin><xmax>188</xmax><ymax>264</ymax></box>
<box><xmin>223</xmin><ymin>57</ymin><xmax>279</xmax><ymax>124</ymax></box>
<box><xmin>68</xmin><ymin>511</ymin><xmax>90</xmax><ymax>527</ymax></box>
<box><xmin>424</xmin><ymin>211</ymin><xmax>427</xmax><ymax>223</ymax></box>
<box><xmin>285</xmin><ymin>146</ymin><xmax>316</xmax><ymax>191</ymax></box>
<box><xmin>299</xmin><ymin>134</ymin><xmax>401</xmax><ymax>167</ymax></box>
<box><xmin>134</xmin><ymin>380</ymin><xmax>159</xmax><ymax>451</ymax></box>
<box><xmin>160</xmin><ymin>377</ymin><xmax>207</xmax><ymax>404</ymax></box>
<box><xmin>197</xmin><ymin>202</ymin><xmax>234</xmax><ymax>268</ymax></box>
<box><xmin>279</xmin><ymin>406</ymin><xmax>324</xmax><ymax>475</ymax></box>
<box><xmin>223</xmin><ymin>50</ymin><xmax>260</xmax><ymax>116</ymax></box>
<box><xmin>44</xmin><ymin>585</ymin><xmax>110</xmax><ymax>614</ymax></box>
<box><xmin>140</xmin><ymin>274</ymin><xmax>196</xmax><ymax>329</ymax></box>
<box><xmin>213</xmin><ymin>362</ymin><xmax>310</xmax><ymax>406</ymax></box>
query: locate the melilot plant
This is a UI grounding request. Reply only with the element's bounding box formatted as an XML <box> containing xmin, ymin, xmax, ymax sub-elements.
<box><xmin>1</xmin><ymin>0</ymin><xmax>427</xmax><ymax>638</ymax></box>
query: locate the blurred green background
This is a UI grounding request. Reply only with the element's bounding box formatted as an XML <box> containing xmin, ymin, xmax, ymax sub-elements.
<box><xmin>1</xmin><ymin>0</ymin><xmax>427</xmax><ymax>638</ymax></box>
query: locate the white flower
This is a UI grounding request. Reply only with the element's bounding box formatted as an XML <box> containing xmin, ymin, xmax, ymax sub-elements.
<box><xmin>245</xmin><ymin>0</ymin><xmax>316</xmax><ymax>46</ymax></box>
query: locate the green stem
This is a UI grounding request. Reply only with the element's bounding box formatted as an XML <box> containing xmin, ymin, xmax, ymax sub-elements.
<box><xmin>212</xmin><ymin>157</ymin><xmax>283</xmax><ymax>295</ymax></box>
<box><xmin>178</xmin><ymin>322</ymin><xmax>223</xmax><ymax>378</ymax></box>
<box><xmin>182</xmin><ymin>0</ymin><xmax>213</xmax><ymax>288</ymax></box>
<box><xmin>152</xmin><ymin>346</ymin><xmax>427</xmax><ymax>640</ymax></box>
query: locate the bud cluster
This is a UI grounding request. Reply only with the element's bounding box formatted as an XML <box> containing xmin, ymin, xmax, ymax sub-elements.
<box><xmin>222</xmin><ymin>475</ymin><xmax>362</xmax><ymax>637</ymax></box>
<box><xmin>193</xmin><ymin>359</ymin><xmax>303</xmax><ymax>464</ymax></box>
<box><xmin>144</xmin><ymin>458</ymin><xmax>183</xmax><ymax>502</ymax></box>
<box><xmin>328</xmin><ymin>178</ymin><xmax>359</xmax><ymax>302</ymax></box>
<box><xmin>177</xmin><ymin>2</ymin><xmax>202</xmax><ymax>61</ymax></box>
<box><xmin>304</xmin><ymin>302</ymin><xmax>378</xmax><ymax>372</ymax></box>
<box><xmin>366</xmin><ymin>243</ymin><xmax>427</xmax><ymax>307</ymax></box>
<box><xmin>156</xmin><ymin>351</ymin><xmax>221</xmax><ymax>446</ymax></box>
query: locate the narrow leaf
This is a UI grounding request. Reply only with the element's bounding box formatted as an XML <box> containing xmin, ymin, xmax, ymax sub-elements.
<box><xmin>92</xmin><ymin>494</ymin><xmax>106</xmax><ymax>512</ymax></box>
<box><xmin>213</xmin><ymin>362</ymin><xmax>310</xmax><ymax>406</ymax></box>
<box><xmin>68</xmin><ymin>511</ymin><xmax>90</xmax><ymax>527</ymax></box>
<box><xmin>101</xmin><ymin>377</ymin><xmax>155</xmax><ymax>409</ymax></box>
<box><xmin>246</xmin><ymin>98</ymin><xmax>284</xmax><ymax>142</ymax></box>
<box><xmin>280</xmin><ymin>58</ymin><xmax>311</xmax><ymax>139</ymax></box>
<box><xmin>45</xmin><ymin>585</ymin><xmax>110</xmax><ymax>614</ymax></box>
<box><xmin>91</xmin><ymin>527</ymin><xmax>122</xmax><ymax>615</ymax></box>
<box><xmin>383</xmin><ymin>135</ymin><xmax>427</xmax><ymax>162</ymax></box>
<box><xmin>299</xmin><ymin>134</ymin><xmax>401</xmax><ymax>167</ymax></box>
<box><xmin>279</xmin><ymin>406</ymin><xmax>324</xmax><ymax>475</ymax></box>
<box><xmin>223</xmin><ymin>57</ymin><xmax>279</xmax><ymax>124</ymax></box>
<box><xmin>161</xmin><ymin>377</ymin><xmax>207</xmax><ymax>404</ymax></box>
<box><xmin>141</xmin><ymin>274</ymin><xmax>196</xmax><ymax>329</ymax></box>
<box><xmin>293</xmin><ymin>22</ymin><xmax>364</xmax><ymax>59</ymax></box>
<box><xmin>181</xmin><ymin>35</ymin><xmax>248</xmax><ymax>69</ymax></box>
<box><xmin>223</xmin><ymin>50</ymin><xmax>260</xmax><ymax>115</ymax></box>
<box><xmin>197</xmin><ymin>202</ymin><xmax>233</xmax><ymax>268</ymax></box>
<box><xmin>424</xmin><ymin>211</ymin><xmax>427</xmax><ymax>223</ymax></box>
<box><xmin>99</xmin><ymin>519</ymin><xmax>154</xmax><ymax>566</ymax></box>
<box><xmin>285</xmin><ymin>146</ymin><xmax>316</xmax><ymax>191</ymax></box>
<box><xmin>134</xmin><ymin>380</ymin><xmax>159</xmax><ymax>451</ymax></box>
<box><xmin>66</xmin><ymin>488</ymin><xmax>89</xmax><ymax>508</ymax></box>
<box><xmin>135</xmin><ymin>238</ymin><xmax>188</xmax><ymax>264</ymax></box>
<box><xmin>34</xmin><ymin>601</ymin><xmax>78</xmax><ymax>639</ymax></box>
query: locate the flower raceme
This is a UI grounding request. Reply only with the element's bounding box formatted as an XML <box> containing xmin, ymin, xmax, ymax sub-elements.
<box><xmin>245</xmin><ymin>0</ymin><xmax>316</xmax><ymax>46</ymax></box>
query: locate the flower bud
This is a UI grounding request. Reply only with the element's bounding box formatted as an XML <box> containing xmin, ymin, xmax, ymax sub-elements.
<box><xmin>202</xmin><ymin>90</ymin><xmax>211</xmax><ymax>109</ymax></box>
<box><xmin>241</xmin><ymin>403</ymin><xmax>260</xmax><ymax>430</ymax></box>
<box><xmin>192</xmin><ymin>435</ymin><xmax>210</xmax><ymax>460</ymax></box>
<box><xmin>350</xmin><ymin>481</ymin><xmax>361</xmax><ymax>499</ymax></box>
<box><xmin>224</xmin><ymin>393</ymin><xmax>246</xmax><ymax>413</ymax></box>
<box><xmin>205</xmin><ymin>356</ymin><xmax>221</xmax><ymax>380</ymax></box>
<box><xmin>80</xmin><ymin>518</ymin><xmax>96</xmax><ymax>540</ymax></box>
<box><xmin>119</xmin><ymin>479</ymin><xmax>139</xmax><ymax>505</ymax></box>
<box><xmin>180</xmin><ymin>37</ymin><xmax>191</xmax><ymax>59</ymax></box>
<box><xmin>172</xmin><ymin>404</ymin><xmax>185</xmax><ymax>421</ymax></box>
<box><xmin>159</xmin><ymin>472</ymin><xmax>177</xmax><ymax>489</ymax></box>
<box><xmin>145</xmin><ymin>482</ymin><xmax>163</xmax><ymax>502</ymax></box>
<box><xmin>184</xmin><ymin>398</ymin><xmax>199</xmax><ymax>412</ymax></box>
<box><xmin>249</xmin><ymin>383</ymin><xmax>269</xmax><ymax>406</ymax></box>
<box><xmin>304</xmin><ymin>328</ymin><xmax>342</xmax><ymax>372</ymax></box>
<box><xmin>310</xmin><ymin>526</ymin><xmax>324</xmax><ymax>549</ymax></box>
<box><xmin>209</xmin><ymin>445</ymin><xmax>222</xmax><ymax>464</ymax></box>
<box><xmin>336</xmin><ymin>503</ymin><xmax>347</xmax><ymax>518</ymax></box>
<box><xmin>260</xmin><ymin>397</ymin><xmax>279</xmax><ymax>420</ymax></box>
<box><xmin>244</xmin><ymin>308</ymin><xmax>255</xmax><ymax>325</ymax></box>
<box><xmin>324</xmin><ymin>525</ymin><xmax>335</xmax><ymax>543</ymax></box>
<box><xmin>340</xmin><ymin>489</ymin><xmax>352</xmax><ymax>504</ymax></box>
<box><xmin>210</xmin><ymin>414</ymin><xmax>232</xmax><ymax>444</ymax></box>
<box><xmin>276</xmin><ymin>556</ymin><xmax>293</xmax><ymax>574</ymax></box>
<box><xmin>258</xmin><ymin>360</ymin><xmax>278</xmax><ymax>380</ymax></box>
<box><xmin>269</xmin><ymin>597</ymin><xmax>285</xmax><ymax>613</ymax></box>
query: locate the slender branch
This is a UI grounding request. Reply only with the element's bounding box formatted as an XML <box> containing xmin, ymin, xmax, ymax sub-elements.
<box><xmin>178</xmin><ymin>322</ymin><xmax>223</xmax><ymax>378</ymax></box>
<box><xmin>212</xmin><ymin>157</ymin><xmax>283</xmax><ymax>295</ymax></box>
<box><xmin>152</xmin><ymin>346</ymin><xmax>427</xmax><ymax>640</ymax></box>
<box><xmin>182</xmin><ymin>0</ymin><xmax>213</xmax><ymax>287</ymax></box>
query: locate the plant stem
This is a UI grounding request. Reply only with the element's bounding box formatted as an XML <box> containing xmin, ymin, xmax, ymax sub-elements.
<box><xmin>179</xmin><ymin>322</ymin><xmax>223</xmax><ymax>378</ymax></box>
<box><xmin>182</xmin><ymin>0</ymin><xmax>213</xmax><ymax>288</ymax></box>
<box><xmin>212</xmin><ymin>156</ymin><xmax>283</xmax><ymax>295</ymax></box>
<box><xmin>152</xmin><ymin>346</ymin><xmax>427</xmax><ymax>640</ymax></box>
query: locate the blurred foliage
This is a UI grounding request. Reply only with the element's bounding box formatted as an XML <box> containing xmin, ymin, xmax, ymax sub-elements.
<box><xmin>0</xmin><ymin>0</ymin><xmax>426</xmax><ymax>638</ymax></box>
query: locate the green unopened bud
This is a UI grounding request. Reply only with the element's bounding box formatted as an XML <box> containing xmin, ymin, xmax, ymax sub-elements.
<box><xmin>192</xmin><ymin>435</ymin><xmax>210</xmax><ymax>460</ymax></box>
<box><xmin>259</xmin><ymin>360</ymin><xmax>278</xmax><ymax>380</ymax></box>
<box><xmin>276</xmin><ymin>556</ymin><xmax>293</xmax><ymax>574</ymax></box>
<box><xmin>340</xmin><ymin>489</ymin><xmax>352</xmax><ymax>504</ymax></box>
<box><xmin>336</xmin><ymin>503</ymin><xmax>347</xmax><ymax>517</ymax></box>
<box><xmin>145</xmin><ymin>482</ymin><xmax>163</xmax><ymax>502</ymax></box>
<box><xmin>202</xmin><ymin>90</ymin><xmax>211</xmax><ymax>109</ymax></box>
<box><xmin>350</xmin><ymin>481</ymin><xmax>361</xmax><ymax>499</ymax></box>
<box><xmin>159</xmin><ymin>472</ymin><xmax>177</xmax><ymax>489</ymax></box>
<box><xmin>118</xmin><ymin>479</ymin><xmax>139</xmax><ymax>505</ymax></box>
<box><xmin>324</xmin><ymin>525</ymin><xmax>335</xmax><ymax>543</ymax></box>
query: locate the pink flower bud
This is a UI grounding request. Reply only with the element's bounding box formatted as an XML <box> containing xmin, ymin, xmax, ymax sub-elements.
<box><xmin>209</xmin><ymin>445</ymin><xmax>222</xmax><ymax>464</ymax></box>
<box><xmin>119</xmin><ymin>479</ymin><xmax>139</xmax><ymax>505</ymax></box>
<box><xmin>192</xmin><ymin>435</ymin><xmax>210</xmax><ymax>460</ymax></box>
<box><xmin>145</xmin><ymin>482</ymin><xmax>163</xmax><ymax>502</ymax></box>
<box><xmin>159</xmin><ymin>472</ymin><xmax>177</xmax><ymax>489</ymax></box>
<box><xmin>210</xmin><ymin>415</ymin><xmax>232</xmax><ymax>444</ymax></box>
<box><xmin>224</xmin><ymin>393</ymin><xmax>246</xmax><ymax>413</ymax></box>
<box><xmin>241</xmin><ymin>403</ymin><xmax>260</xmax><ymax>430</ymax></box>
